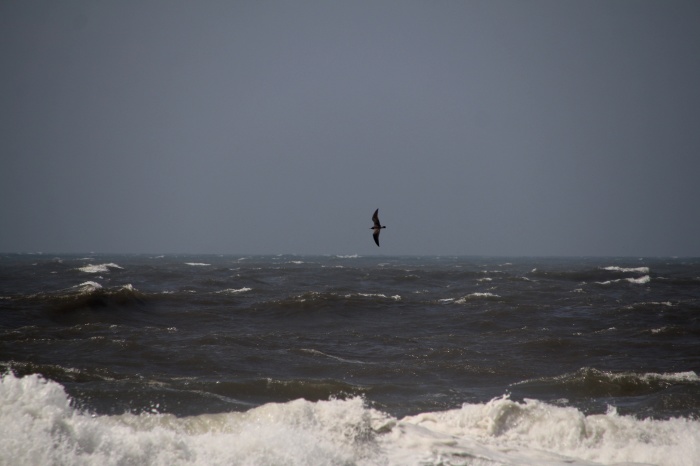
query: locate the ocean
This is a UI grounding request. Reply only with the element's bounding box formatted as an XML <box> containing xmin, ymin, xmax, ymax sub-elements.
<box><xmin>1</xmin><ymin>253</ymin><xmax>699</xmax><ymax>465</ymax></box>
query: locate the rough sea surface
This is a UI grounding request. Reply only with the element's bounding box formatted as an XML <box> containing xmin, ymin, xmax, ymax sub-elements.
<box><xmin>1</xmin><ymin>253</ymin><xmax>699</xmax><ymax>465</ymax></box>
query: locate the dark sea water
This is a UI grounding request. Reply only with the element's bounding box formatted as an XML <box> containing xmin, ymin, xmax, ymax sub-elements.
<box><xmin>1</xmin><ymin>253</ymin><xmax>699</xmax><ymax>465</ymax></box>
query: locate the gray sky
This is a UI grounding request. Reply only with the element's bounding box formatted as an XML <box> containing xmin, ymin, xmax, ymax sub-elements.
<box><xmin>2</xmin><ymin>1</ymin><xmax>699</xmax><ymax>256</ymax></box>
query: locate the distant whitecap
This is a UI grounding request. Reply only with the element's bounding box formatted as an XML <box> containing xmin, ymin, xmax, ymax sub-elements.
<box><xmin>216</xmin><ymin>288</ymin><xmax>252</xmax><ymax>295</ymax></box>
<box><xmin>78</xmin><ymin>263</ymin><xmax>123</xmax><ymax>273</ymax></box>
<box><xmin>603</xmin><ymin>266</ymin><xmax>650</xmax><ymax>273</ymax></box>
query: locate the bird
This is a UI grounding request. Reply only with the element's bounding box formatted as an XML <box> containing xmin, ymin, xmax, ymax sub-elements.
<box><xmin>371</xmin><ymin>208</ymin><xmax>386</xmax><ymax>246</ymax></box>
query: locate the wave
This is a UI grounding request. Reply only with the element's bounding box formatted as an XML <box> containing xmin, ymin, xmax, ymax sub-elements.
<box><xmin>596</xmin><ymin>275</ymin><xmax>651</xmax><ymax>285</ymax></box>
<box><xmin>297</xmin><ymin>348</ymin><xmax>367</xmax><ymax>365</ymax></box>
<box><xmin>397</xmin><ymin>395</ymin><xmax>700</xmax><ymax>466</ymax></box>
<box><xmin>215</xmin><ymin>287</ymin><xmax>252</xmax><ymax>295</ymax></box>
<box><xmin>191</xmin><ymin>377</ymin><xmax>367</xmax><ymax>404</ymax></box>
<box><xmin>440</xmin><ymin>293</ymin><xmax>502</xmax><ymax>304</ymax></box>
<box><xmin>351</xmin><ymin>292</ymin><xmax>402</xmax><ymax>301</ymax></box>
<box><xmin>602</xmin><ymin>266</ymin><xmax>650</xmax><ymax>274</ymax></box>
<box><xmin>512</xmin><ymin>367</ymin><xmax>700</xmax><ymax>398</ymax></box>
<box><xmin>625</xmin><ymin>301</ymin><xmax>674</xmax><ymax>311</ymax></box>
<box><xmin>40</xmin><ymin>283</ymin><xmax>148</xmax><ymax>320</ymax></box>
<box><xmin>529</xmin><ymin>264</ymin><xmax>651</xmax><ymax>284</ymax></box>
<box><xmin>75</xmin><ymin>281</ymin><xmax>103</xmax><ymax>292</ymax></box>
<box><xmin>78</xmin><ymin>263</ymin><xmax>124</xmax><ymax>273</ymax></box>
<box><xmin>263</xmin><ymin>291</ymin><xmax>402</xmax><ymax>316</ymax></box>
<box><xmin>0</xmin><ymin>362</ymin><xmax>122</xmax><ymax>389</ymax></box>
<box><xmin>2</xmin><ymin>373</ymin><xmax>699</xmax><ymax>466</ymax></box>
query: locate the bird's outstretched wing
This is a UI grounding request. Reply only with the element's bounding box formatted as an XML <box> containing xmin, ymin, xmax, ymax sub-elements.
<box><xmin>372</xmin><ymin>208</ymin><xmax>381</xmax><ymax>228</ymax></box>
<box><xmin>372</xmin><ymin>228</ymin><xmax>381</xmax><ymax>246</ymax></box>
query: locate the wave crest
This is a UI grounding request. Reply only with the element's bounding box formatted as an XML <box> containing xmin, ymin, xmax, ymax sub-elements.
<box><xmin>512</xmin><ymin>367</ymin><xmax>700</xmax><ymax>398</ymax></box>
<box><xmin>78</xmin><ymin>263</ymin><xmax>124</xmax><ymax>273</ymax></box>
<box><xmin>2</xmin><ymin>373</ymin><xmax>699</xmax><ymax>466</ymax></box>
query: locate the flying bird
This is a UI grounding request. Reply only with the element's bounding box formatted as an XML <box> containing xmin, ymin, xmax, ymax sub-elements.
<box><xmin>371</xmin><ymin>208</ymin><xmax>386</xmax><ymax>246</ymax></box>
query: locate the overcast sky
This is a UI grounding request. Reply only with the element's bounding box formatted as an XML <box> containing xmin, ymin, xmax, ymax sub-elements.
<box><xmin>2</xmin><ymin>1</ymin><xmax>699</xmax><ymax>256</ymax></box>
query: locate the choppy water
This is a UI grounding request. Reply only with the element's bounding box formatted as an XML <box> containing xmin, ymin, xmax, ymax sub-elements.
<box><xmin>1</xmin><ymin>254</ymin><xmax>699</xmax><ymax>465</ymax></box>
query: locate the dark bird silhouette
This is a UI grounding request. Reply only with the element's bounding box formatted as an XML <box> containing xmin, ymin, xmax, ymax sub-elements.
<box><xmin>371</xmin><ymin>208</ymin><xmax>386</xmax><ymax>246</ymax></box>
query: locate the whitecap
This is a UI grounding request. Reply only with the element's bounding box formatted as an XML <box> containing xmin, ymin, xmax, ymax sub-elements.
<box><xmin>597</xmin><ymin>275</ymin><xmax>650</xmax><ymax>285</ymax></box>
<box><xmin>348</xmin><ymin>293</ymin><xmax>401</xmax><ymax>301</ymax></box>
<box><xmin>74</xmin><ymin>281</ymin><xmax>102</xmax><ymax>293</ymax></box>
<box><xmin>596</xmin><ymin>279</ymin><xmax>617</xmax><ymax>285</ymax></box>
<box><xmin>639</xmin><ymin>370</ymin><xmax>699</xmax><ymax>383</ymax></box>
<box><xmin>627</xmin><ymin>275</ymin><xmax>650</xmax><ymax>284</ymax></box>
<box><xmin>78</xmin><ymin>263</ymin><xmax>123</xmax><ymax>273</ymax></box>
<box><xmin>185</xmin><ymin>263</ymin><xmax>210</xmax><ymax>266</ymax></box>
<box><xmin>215</xmin><ymin>288</ymin><xmax>252</xmax><ymax>295</ymax></box>
<box><xmin>454</xmin><ymin>292</ymin><xmax>501</xmax><ymax>303</ymax></box>
<box><xmin>603</xmin><ymin>266</ymin><xmax>650</xmax><ymax>273</ymax></box>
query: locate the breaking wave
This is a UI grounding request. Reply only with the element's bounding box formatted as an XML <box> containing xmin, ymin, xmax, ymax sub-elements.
<box><xmin>2</xmin><ymin>373</ymin><xmax>699</xmax><ymax>466</ymax></box>
<box><xmin>78</xmin><ymin>263</ymin><xmax>124</xmax><ymax>273</ymax></box>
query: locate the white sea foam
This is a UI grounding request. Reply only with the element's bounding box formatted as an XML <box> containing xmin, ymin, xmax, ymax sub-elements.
<box><xmin>74</xmin><ymin>281</ymin><xmax>103</xmax><ymax>293</ymax></box>
<box><xmin>185</xmin><ymin>262</ymin><xmax>210</xmax><ymax>266</ymax></box>
<box><xmin>78</xmin><ymin>263</ymin><xmax>123</xmax><ymax>273</ymax></box>
<box><xmin>627</xmin><ymin>275</ymin><xmax>651</xmax><ymax>284</ymax></box>
<box><xmin>393</xmin><ymin>395</ymin><xmax>700</xmax><ymax>466</ymax></box>
<box><xmin>215</xmin><ymin>288</ymin><xmax>252</xmax><ymax>295</ymax></box>
<box><xmin>637</xmin><ymin>370</ymin><xmax>699</xmax><ymax>383</ymax></box>
<box><xmin>597</xmin><ymin>275</ymin><xmax>650</xmax><ymax>285</ymax></box>
<box><xmin>349</xmin><ymin>293</ymin><xmax>402</xmax><ymax>301</ymax></box>
<box><xmin>441</xmin><ymin>293</ymin><xmax>501</xmax><ymax>304</ymax></box>
<box><xmin>2</xmin><ymin>373</ymin><xmax>699</xmax><ymax>466</ymax></box>
<box><xmin>454</xmin><ymin>292</ymin><xmax>501</xmax><ymax>303</ymax></box>
<box><xmin>626</xmin><ymin>301</ymin><xmax>674</xmax><ymax>310</ymax></box>
<box><xmin>603</xmin><ymin>266</ymin><xmax>650</xmax><ymax>274</ymax></box>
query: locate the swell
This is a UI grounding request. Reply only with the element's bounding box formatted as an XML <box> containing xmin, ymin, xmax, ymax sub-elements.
<box><xmin>529</xmin><ymin>266</ymin><xmax>651</xmax><ymax>284</ymax></box>
<box><xmin>511</xmin><ymin>367</ymin><xmax>700</xmax><ymax>418</ymax></box>
<box><xmin>246</xmin><ymin>290</ymin><xmax>404</xmax><ymax>318</ymax></box>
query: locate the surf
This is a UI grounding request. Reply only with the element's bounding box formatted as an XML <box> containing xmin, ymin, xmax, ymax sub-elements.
<box><xmin>2</xmin><ymin>372</ymin><xmax>699</xmax><ymax>466</ymax></box>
